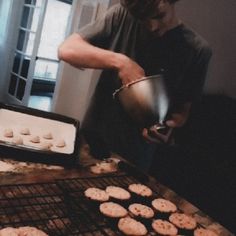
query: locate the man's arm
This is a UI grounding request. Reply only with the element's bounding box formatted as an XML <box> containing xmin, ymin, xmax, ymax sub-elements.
<box><xmin>58</xmin><ymin>33</ymin><xmax>145</xmax><ymax>84</ymax></box>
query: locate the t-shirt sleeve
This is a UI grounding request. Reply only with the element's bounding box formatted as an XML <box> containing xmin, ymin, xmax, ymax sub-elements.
<box><xmin>77</xmin><ymin>4</ymin><xmax>122</xmax><ymax>49</ymax></box>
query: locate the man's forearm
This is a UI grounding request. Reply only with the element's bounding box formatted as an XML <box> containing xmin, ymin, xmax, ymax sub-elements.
<box><xmin>58</xmin><ymin>33</ymin><xmax>145</xmax><ymax>84</ymax></box>
<box><xmin>58</xmin><ymin>33</ymin><xmax>122</xmax><ymax>70</ymax></box>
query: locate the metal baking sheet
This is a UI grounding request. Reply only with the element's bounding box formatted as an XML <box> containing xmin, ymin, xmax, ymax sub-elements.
<box><xmin>0</xmin><ymin>103</ymin><xmax>80</xmax><ymax>166</ymax></box>
<box><xmin>0</xmin><ymin>109</ymin><xmax>75</xmax><ymax>154</ymax></box>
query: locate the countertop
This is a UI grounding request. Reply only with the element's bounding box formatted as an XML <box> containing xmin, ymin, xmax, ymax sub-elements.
<box><xmin>0</xmin><ymin>143</ymin><xmax>234</xmax><ymax>236</ymax></box>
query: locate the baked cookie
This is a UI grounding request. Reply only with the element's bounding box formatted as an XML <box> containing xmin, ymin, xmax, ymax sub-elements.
<box><xmin>105</xmin><ymin>186</ymin><xmax>131</xmax><ymax>200</ymax></box>
<box><xmin>152</xmin><ymin>219</ymin><xmax>178</xmax><ymax>235</ymax></box>
<box><xmin>84</xmin><ymin>187</ymin><xmax>109</xmax><ymax>202</ymax></box>
<box><xmin>128</xmin><ymin>183</ymin><xmax>152</xmax><ymax>197</ymax></box>
<box><xmin>169</xmin><ymin>213</ymin><xmax>197</xmax><ymax>230</ymax></box>
<box><xmin>0</xmin><ymin>226</ymin><xmax>48</xmax><ymax>236</ymax></box>
<box><xmin>90</xmin><ymin>161</ymin><xmax>117</xmax><ymax>174</ymax></box>
<box><xmin>194</xmin><ymin>227</ymin><xmax>219</xmax><ymax>236</ymax></box>
<box><xmin>118</xmin><ymin>217</ymin><xmax>148</xmax><ymax>236</ymax></box>
<box><xmin>128</xmin><ymin>203</ymin><xmax>154</xmax><ymax>219</ymax></box>
<box><xmin>99</xmin><ymin>202</ymin><xmax>128</xmax><ymax>218</ymax></box>
<box><xmin>0</xmin><ymin>227</ymin><xmax>18</xmax><ymax>236</ymax></box>
<box><xmin>18</xmin><ymin>226</ymin><xmax>48</xmax><ymax>236</ymax></box>
<box><xmin>151</xmin><ymin>198</ymin><xmax>177</xmax><ymax>213</ymax></box>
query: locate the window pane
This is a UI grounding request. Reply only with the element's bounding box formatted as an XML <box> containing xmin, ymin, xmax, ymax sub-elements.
<box><xmin>16</xmin><ymin>30</ymin><xmax>26</xmax><ymax>51</ymax></box>
<box><xmin>20</xmin><ymin>6</ymin><xmax>31</xmax><ymax>28</ymax></box>
<box><xmin>37</xmin><ymin>0</ymin><xmax>71</xmax><ymax>60</ymax></box>
<box><xmin>13</xmin><ymin>53</ymin><xmax>22</xmax><ymax>74</ymax></box>
<box><xmin>31</xmin><ymin>6</ymin><xmax>41</xmax><ymax>32</ymax></box>
<box><xmin>21</xmin><ymin>57</ymin><xmax>31</xmax><ymax>78</ymax></box>
<box><xmin>16</xmin><ymin>79</ymin><xmax>26</xmax><ymax>100</ymax></box>
<box><xmin>8</xmin><ymin>74</ymin><xmax>18</xmax><ymax>95</ymax></box>
<box><xmin>25</xmin><ymin>0</ymin><xmax>37</xmax><ymax>6</ymax></box>
<box><xmin>34</xmin><ymin>59</ymin><xmax>58</xmax><ymax>80</ymax></box>
<box><xmin>25</xmin><ymin>32</ymin><xmax>36</xmax><ymax>55</ymax></box>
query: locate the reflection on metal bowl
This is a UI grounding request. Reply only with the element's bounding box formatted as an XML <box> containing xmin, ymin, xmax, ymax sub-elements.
<box><xmin>113</xmin><ymin>74</ymin><xmax>169</xmax><ymax>128</ymax></box>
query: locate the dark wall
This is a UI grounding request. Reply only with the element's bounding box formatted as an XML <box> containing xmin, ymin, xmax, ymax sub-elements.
<box><xmin>176</xmin><ymin>0</ymin><xmax>236</xmax><ymax>99</ymax></box>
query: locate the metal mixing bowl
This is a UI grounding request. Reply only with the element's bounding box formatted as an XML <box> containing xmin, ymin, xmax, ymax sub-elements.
<box><xmin>113</xmin><ymin>74</ymin><xmax>169</xmax><ymax>128</ymax></box>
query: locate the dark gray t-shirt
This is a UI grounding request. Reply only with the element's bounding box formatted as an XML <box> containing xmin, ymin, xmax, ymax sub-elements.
<box><xmin>79</xmin><ymin>4</ymin><xmax>212</xmax><ymax>161</ymax></box>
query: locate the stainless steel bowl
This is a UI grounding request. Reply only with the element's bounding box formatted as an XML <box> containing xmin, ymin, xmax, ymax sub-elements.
<box><xmin>113</xmin><ymin>74</ymin><xmax>169</xmax><ymax>128</ymax></box>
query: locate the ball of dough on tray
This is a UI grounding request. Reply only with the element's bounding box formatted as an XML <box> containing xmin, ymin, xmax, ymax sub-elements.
<box><xmin>12</xmin><ymin>136</ymin><xmax>23</xmax><ymax>145</ymax></box>
<box><xmin>42</xmin><ymin>132</ymin><xmax>53</xmax><ymax>140</ymax></box>
<box><xmin>20</xmin><ymin>127</ymin><xmax>30</xmax><ymax>135</ymax></box>
<box><xmin>3</xmin><ymin>128</ymin><xmax>13</xmax><ymax>138</ymax></box>
<box><xmin>40</xmin><ymin>142</ymin><xmax>53</xmax><ymax>151</ymax></box>
<box><xmin>30</xmin><ymin>135</ymin><xmax>40</xmax><ymax>143</ymax></box>
<box><xmin>55</xmin><ymin>138</ymin><xmax>66</xmax><ymax>148</ymax></box>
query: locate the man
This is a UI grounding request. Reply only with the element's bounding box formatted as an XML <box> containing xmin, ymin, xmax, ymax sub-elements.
<box><xmin>58</xmin><ymin>0</ymin><xmax>212</xmax><ymax>170</ymax></box>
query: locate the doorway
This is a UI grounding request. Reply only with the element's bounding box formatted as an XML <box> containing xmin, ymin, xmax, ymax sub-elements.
<box><xmin>6</xmin><ymin>0</ymin><xmax>72</xmax><ymax>111</ymax></box>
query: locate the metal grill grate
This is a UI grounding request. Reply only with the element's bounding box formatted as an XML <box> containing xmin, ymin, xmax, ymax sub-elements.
<box><xmin>0</xmin><ymin>175</ymin><xmax>171</xmax><ymax>235</ymax></box>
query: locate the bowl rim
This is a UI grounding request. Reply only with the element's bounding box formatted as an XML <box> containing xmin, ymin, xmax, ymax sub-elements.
<box><xmin>113</xmin><ymin>74</ymin><xmax>164</xmax><ymax>99</ymax></box>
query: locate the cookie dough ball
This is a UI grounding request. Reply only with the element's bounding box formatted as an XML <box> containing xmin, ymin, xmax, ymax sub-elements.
<box><xmin>100</xmin><ymin>202</ymin><xmax>128</xmax><ymax>218</ymax></box>
<box><xmin>152</xmin><ymin>219</ymin><xmax>178</xmax><ymax>235</ymax></box>
<box><xmin>128</xmin><ymin>183</ymin><xmax>152</xmax><ymax>197</ymax></box>
<box><xmin>151</xmin><ymin>198</ymin><xmax>177</xmax><ymax>213</ymax></box>
<box><xmin>55</xmin><ymin>138</ymin><xmax>66</xmax><ymax>148</ymax></box>
<box><xmin>18</xmin><ymin>226</ymin><xmax>48</xmax><ymax>236</ymax></box>
<box><xmin>118</xmin><ymin>217</ymin><xmax>148</xmax><ymax>236</ymax></box>
<box><xmin>4</xmin><ymin>128</ymin><xmax>13</xmax><ymax>138</ymax></box>
<box><xmin>43</xmin><ymin>132</ymin><xmax>53</xmax><ymax>140</ymax></box>
<box><xmin>84</xmin><ymin>187</ymin><xmax>109</xmax><ymax>202</ymax></box>
<box><xmin>169</xmin><ymin>213</ymin><xmax>197</xmax><ymax>230</ymax></box>
<box><xmin>20</xmin><ymin>127</ymin><xmax>30</xmax><ymax>135</ymax></box>
<box><xmin>30</xmin><ymin>135</ymin><xmax>40</xmax><ymax>143</ymax></box>
<box><xmin>106</xmin><ymin>186</ymin><xmax>131</xmax><ymax>200</ymax></box>
<box><xmin>40</xmin><ymin>142</ymin><xmax>53</xmax><ymax>151</ymax></box>
<box><xmin>12</xmin><ymin>136</ymin><xmax>23</xmax><ymax>145</ymax></box>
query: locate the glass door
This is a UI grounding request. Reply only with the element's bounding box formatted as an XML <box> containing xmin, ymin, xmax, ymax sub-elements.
<box><xmin>30</xmin><ymin>0</ymin><xmax>72</xmax><ymax>96</ymax></box>
<box><xmin>7</xmin><ymin>0</ymin><xmax>48</xmax><ymax>106</ymax></box>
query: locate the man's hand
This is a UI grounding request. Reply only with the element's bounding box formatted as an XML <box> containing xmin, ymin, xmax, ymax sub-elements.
<box><xmin>116</xmin><ymin>53</ymin><xmax>145</xmax><ymax>85</ymax></box>
<box><xmin>142</xmin><ymin>125</ymin><xmax>173</xmax><ymax>144</ymax></box>
<box><xmin>142</xmin><ymin>102</ymin><xmax>192</xmax><ymax>144</ymax></box>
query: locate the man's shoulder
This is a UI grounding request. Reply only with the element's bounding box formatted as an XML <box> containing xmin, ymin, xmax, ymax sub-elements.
<box><xmin>180</xmin><ymin>24</ymin><xmax>212</xmax><ymax>55</ymax></box>
<box><xmin>106</xmin><ymin>3</ymin><xmax>128</xmax><ymax>19</ymax></box>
